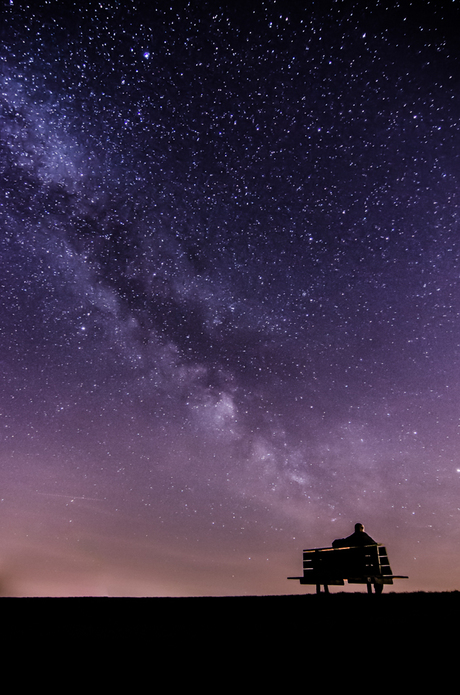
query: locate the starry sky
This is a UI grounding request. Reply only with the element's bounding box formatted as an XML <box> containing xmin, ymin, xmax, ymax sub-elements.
<box><xmin>1</xmin><ymin>0</ymin><xmax>460</xmax><ymax>596</ymax></box>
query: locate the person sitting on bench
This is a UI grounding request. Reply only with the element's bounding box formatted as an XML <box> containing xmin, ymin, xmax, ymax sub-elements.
<box><xmin>332</xmin><ymin>522</ymin><xmax>377</xmax><ymax>548</ymax></box>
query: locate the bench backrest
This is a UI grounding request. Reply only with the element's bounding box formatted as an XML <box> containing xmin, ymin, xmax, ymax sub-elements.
<box><xmin>302</xmin><ymin>545</ymin><xmax>392</xmax><ymax>580</ymax></box>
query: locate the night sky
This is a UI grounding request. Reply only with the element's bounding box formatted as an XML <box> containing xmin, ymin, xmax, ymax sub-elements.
<box><xmin>1</xmin><ymin>0</ymin><xmax>460</xmax><ymax>596</ymax></box>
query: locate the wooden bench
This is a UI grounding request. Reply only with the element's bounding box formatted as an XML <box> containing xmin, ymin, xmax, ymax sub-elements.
<box><xmin>288</xmin><ymin>544</ymin><xmax>408</xmax><ymax>593</ymax></box>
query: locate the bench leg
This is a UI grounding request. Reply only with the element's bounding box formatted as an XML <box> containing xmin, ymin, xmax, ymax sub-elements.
<box><xmin>374</xmin><ymin>580</ymin><xmax>383</xmax><ymax>594</ymax></box>
<box><xmin>367</xmin><ymin>580</ymin><xmax>384</xmax><ymax>594</ymax></box>
<box><xmin>316</xmin><ymin>583</ymin><xmax>329</xmax><ymax>594</ymax></box>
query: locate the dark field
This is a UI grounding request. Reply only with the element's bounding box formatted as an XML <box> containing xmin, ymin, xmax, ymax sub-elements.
<box><xmin>7</xmin><ymin>592</ymin><xmax>456</xmax><ymax>670</ymax></box>
<box><xmin>9</xmin><ymin>589</ymin><xmax>459</xmax><ymax>627</ymax></box>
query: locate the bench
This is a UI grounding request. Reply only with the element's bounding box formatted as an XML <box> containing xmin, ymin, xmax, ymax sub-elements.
<box><xmin>288</xmin><ymin>544</ymin><xmax>408</xmax><ymax>593</ymax></box>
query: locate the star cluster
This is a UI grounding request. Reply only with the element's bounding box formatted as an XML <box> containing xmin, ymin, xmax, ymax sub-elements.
<box><xmin>1</xmin><ymin>1</ymin><xmax>460</xmax><ymax>595</ymax></box>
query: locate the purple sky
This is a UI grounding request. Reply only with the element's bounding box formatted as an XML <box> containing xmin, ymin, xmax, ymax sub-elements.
<box><xmin>1</xmin><ymin>1</ymin><xmax>459</xmax><ymax>596</ymax></box>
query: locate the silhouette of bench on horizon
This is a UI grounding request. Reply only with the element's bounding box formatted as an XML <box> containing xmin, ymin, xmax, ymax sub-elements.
<box><xmin>288</xmin><ymin>544</ymin><xmax>408</xmax><ymax>594</ymax></box>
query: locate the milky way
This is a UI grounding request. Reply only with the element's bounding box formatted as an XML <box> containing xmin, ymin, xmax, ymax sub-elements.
<box><xmin>1</xmin><ymin>1</ymin><xmax>460</xmax><ymax>596</ymax></box>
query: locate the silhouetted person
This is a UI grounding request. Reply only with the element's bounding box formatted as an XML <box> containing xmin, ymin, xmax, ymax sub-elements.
<box><xmin>332</xmin><ymin>523</ymin><xmax>377</xmax><ymax>548</ymax></box>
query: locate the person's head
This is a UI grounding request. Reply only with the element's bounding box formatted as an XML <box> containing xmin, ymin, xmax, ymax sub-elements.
<box><xmin>354</xmin><ymin>523</ymin><xmax>365</xmax><ymax>533</ymax></box>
